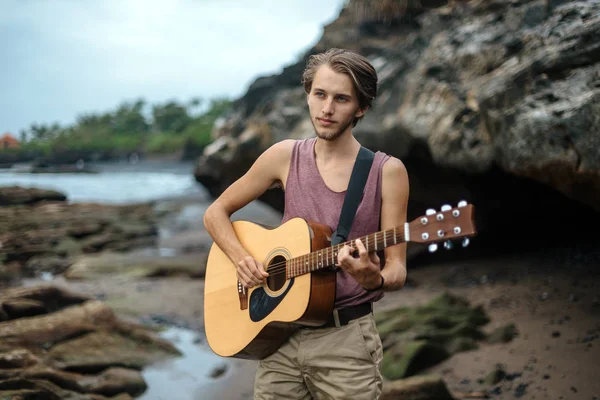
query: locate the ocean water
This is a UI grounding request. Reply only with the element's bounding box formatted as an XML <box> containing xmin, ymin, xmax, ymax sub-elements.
<box><xmin>139</xmin><ymin>327</ymin><xmax>230</xmax><ymax>400</ymax></box>
<box><xmin>0</xmin><ymin>160</ymin><xmax>209</xmax><ymax>204</ymax></box>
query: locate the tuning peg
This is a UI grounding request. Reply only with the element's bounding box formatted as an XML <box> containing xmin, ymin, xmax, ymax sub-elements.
<box><xmin>462</xmin><ymin>238</ymin><xmax>470</xmax><ymax>247</ymax></box>
<box><xmin>426</xmin><ymin>208</ymin><xmax>436</xmax><ymax>216</ymax></box>
<box><xmin>441</xmin><ymin>204</ymin><xmax>451</xmax><ymax>212</ymax></box>
<box><xmin>428</xmin><ymin>243</ymin><xmax>438</xmax><ymax>253</ymax></box>
<box><xmin>458</xmin><ymin>200</ymin><xmax>468</xmax><ymax>208</ymax></box>
<box><xmin>444</xmin><ymin>240</ymin><xmax>454</xmax><ymax>250</ymax></box>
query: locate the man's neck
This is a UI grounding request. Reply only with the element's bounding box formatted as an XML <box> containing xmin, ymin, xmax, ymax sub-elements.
<box><xmin>314</xmin><ymin>131</ymin><xmax>361</xmax><ymax>164</ymax></box>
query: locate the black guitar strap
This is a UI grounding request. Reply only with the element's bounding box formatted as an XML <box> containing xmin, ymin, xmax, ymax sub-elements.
<box><xmin>331</xmin><ymin>146</ymin><xmax>375</xmax><ymax>246</ymax></box>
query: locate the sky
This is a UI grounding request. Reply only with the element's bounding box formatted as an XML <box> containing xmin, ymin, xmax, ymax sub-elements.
<box><xmin>0</xmin><ymin>0</ymin><xmax>345</xmax><ymax>134</ymax></box>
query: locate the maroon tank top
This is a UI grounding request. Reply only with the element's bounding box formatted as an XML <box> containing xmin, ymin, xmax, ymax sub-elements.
<box><xmin>282</xmin><ymin>138</ymin><xmax>390</xmax><ymax>308</ymax></box>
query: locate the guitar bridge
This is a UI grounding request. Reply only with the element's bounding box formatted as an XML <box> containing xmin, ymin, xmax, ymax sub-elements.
<box><xmin>238</xmin><ymin>280</ymin><xmax>248</xmax><ymax>310</ymax></box>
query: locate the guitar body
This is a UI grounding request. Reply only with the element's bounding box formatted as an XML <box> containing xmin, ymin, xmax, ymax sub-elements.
<box><xmin>204</xmin><ymin>202</ymin><xmax>478</xmax><ymax>360</ymax></box>
<box><xmin>204</xmin><ymin>217</ymin><xmax>336</xmax><ymax>360</ymax></box>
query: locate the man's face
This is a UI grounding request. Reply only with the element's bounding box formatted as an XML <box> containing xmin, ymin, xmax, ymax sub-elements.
<box><xmin>307</xmin><ymin>65</ymin><xmax>365</xmax><ymax>141</ymax></box>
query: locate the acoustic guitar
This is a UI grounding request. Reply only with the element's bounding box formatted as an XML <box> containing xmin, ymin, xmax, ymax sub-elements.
<box><xmin>204</xmin><ymin>201</ymin><xmax>476</xmax><ymax>360</ymax></box>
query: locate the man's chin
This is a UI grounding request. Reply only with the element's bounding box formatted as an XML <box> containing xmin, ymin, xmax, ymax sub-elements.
<box><xmin>310</xmin><ymin>119</ymin><xmax>347</xmax><ymax>141</ymax></box>
<box><xmin>316</xmin><ymin>130</ymin><xmax>343</xmax><ymax>141</ymax></box>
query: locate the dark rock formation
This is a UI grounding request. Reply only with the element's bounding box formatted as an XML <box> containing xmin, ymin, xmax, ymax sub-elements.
<box><xmin>0</xmin><ymin>285</ymin><xmax>181</xmax><ymax>399</ymax></box>
<box><xmin>63</xmin><ymin>251</ymin><xmax>207</xmax><ymax>280</ymax></box>
<box><xmin>375</xmin><ymin>292</ymin><xmax>498</xmax><ymax>380</ymax></box>
<box><xmin>194</xmin><ymin>0</ymin><xmax>600</xmax><ymax>256</ymax></box>
<box><xmin>0</xmin><ymin>187</ymin><xmax>158</xmax><ymax>283</ymax></box>
<box><xmin>0</xmin><ymin>186</ymin><xmax>66</xmax><ymax>206</ymax></box>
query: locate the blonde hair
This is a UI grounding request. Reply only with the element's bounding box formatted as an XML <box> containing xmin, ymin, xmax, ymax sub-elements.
<box><xmin>302</xmin><ymin>48</ymin><xmax>378</xmax><ymax>127</ymax></box>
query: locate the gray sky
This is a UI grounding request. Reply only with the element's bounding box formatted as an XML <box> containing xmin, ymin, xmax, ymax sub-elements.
<box><xmin>0</xmin><ymin>0</ymin><xmax>344</xmax><ymax>134</ymax></box>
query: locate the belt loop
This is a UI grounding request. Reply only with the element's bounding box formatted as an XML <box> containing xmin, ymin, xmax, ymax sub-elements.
<box><xmin>333</xmin><ymin>308</ymin><xmax>341</xmax><ymax>328</ymax></box>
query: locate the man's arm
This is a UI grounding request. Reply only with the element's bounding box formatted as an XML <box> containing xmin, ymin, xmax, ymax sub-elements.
<box><xmin>378</xmin><ymin>157</ymin><xmax>409</xmax><ymax>290</ymax></box>
<box><xmin>336</xmin><ymin>156</ymin><xmax>409</xmax><ymax>291</ymax></box>
<box><xmin>203</xmin><ymin>139</ymin><xmax>295</xmax><ymax>288</ymax></box>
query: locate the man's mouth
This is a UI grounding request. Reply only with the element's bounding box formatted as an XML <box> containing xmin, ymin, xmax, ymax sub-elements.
<box><xmin>317</xmin><ymin>118</ymin><xmax>335</xmax><ymax>126</ymax></box>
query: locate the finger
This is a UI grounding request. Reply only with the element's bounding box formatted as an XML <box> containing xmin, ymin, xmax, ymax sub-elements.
<box><xmin>337</xmin><ymin>245</ymin><xmax>350</xmax><ymax>265</ymax></box>
<box><xmin>238</xmin><ymin>260</ymin><xmax>261</xmax><ymax>287</ymax></box>
<box><xmin>257</xmin><ymin>261</ymin><xmax>269</xmax><ymax>277</ymax></box>
<box><xmin>347</xmin><ymin>243</ymin><xmax>357</xmax><ymax>257</ymax></box>
<box><xmin>237</xmin><ymin>268</ymin><xmax>255</xmax><ymax>288</ymax></box>
<box><xmin>369</xmin><ymin>251</ymin><xmax>380</xmax><ymax>265</ymax></box>
<box><xmin>248</xmin><ymin>259</ymin><xmax>267</xmax><ymax>281</ymax></box>
<box><xmin>338</xmin><ymin>246</ymin><xmax>358</xmax><ymax>270</ymax></box>
<box><xmin>242</xmin><ymin>257</ymin><xmax>264</xmax><ymax>282</ymax></box>
<box><xmin>354</xmin><ymin>239</ymin><xmax>369</xmax><ymax>262</ymax></box>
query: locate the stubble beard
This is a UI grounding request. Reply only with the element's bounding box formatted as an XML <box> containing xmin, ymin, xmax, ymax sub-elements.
<box><xmin>311</xmin><ymin>117</ymin><xmax>354</xmax><ymax>142</ymax></box>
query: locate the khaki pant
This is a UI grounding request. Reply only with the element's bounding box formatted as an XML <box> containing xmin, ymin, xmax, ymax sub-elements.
<box><xmin>254</xmin><ymin>314</ymin><xmax>383</xmax><ymax>400</ymax></box>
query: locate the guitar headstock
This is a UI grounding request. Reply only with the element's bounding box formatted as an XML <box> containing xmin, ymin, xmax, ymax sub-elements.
<box><xmin>408</xmin><ymin>201</ymin><xmax>476</xmax><ymax>252</ymax></box>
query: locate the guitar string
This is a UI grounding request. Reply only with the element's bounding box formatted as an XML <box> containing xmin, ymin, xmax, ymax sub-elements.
<box><xmin>265</xmin><ymin>231</ymin><xmax>405</xmax><ymax>276</ymax></box>
<box><xmin>262</xmin><ymin>227</ymin><xmax>466</xmax><ymax>277</ymax></box>
<box><xmin>236</xmin><ymin>211</ymin><xmax>471</xmax><ymax>282</ymax></box>
<box><xmin>256</xmin><ymin>232</ymin><xmax>406</xmax><ymax>278</ymax></box>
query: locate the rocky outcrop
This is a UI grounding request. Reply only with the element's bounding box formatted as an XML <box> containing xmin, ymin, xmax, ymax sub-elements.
<box><xmin>194</xmin><ymin>0</ymin><xmax>600</xmax><ymax>251</ymax></box>
<box><xmin>375</xmin><ymin>292</ymin><xmax>499</xmax><ymax>380</ymax></box>
<box><xmin>0</xmin><ymin>186</ymin><xmax>66</xmax><ymax>206</ymax></box>
<box><xmin>63</xmin><ymin>251</ymin><xmax>207</xmax><ymax>280</ymax></box>
<box><xmin>0</xmin><ymin>285</ymin><xmax>181</xmax><ymax>399</ymax></box>
<box><xmin>0</xmin><ymin>187</ymin><xmax>158</xmax><ymax>283</ymax></box>
<box><xmin>374</xmin><ymin>292</ymin><xmax>519</xmax><ymax>399</ymax></box>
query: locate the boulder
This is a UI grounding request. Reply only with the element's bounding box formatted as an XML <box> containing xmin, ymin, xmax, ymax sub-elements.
<box><xmin>0</xmin><ymin>284</ymin><xmax>180</xmax><ymax>399</ymax></box>
<box><xmin>64</xmin><ymin>251</ymin><xmax>207</xmax><ymax>280</ymax></box>
<box><xmin>375</xmin><ymin>292</ymin><xmax>499</xmax><ymax>379</ymax></box>
<box><xmin>0</xmin><ymin>186</ymin><xmax>66</xmax><ymax>206</ymax></box>
<box><xmin>381</xmin><ymin>340</ymin><xmax>450</xmax><ymax>380</ymax></box>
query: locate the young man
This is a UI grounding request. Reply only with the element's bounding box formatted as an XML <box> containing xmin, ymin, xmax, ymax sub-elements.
<box><xmin>203</xmin><ymin>48</ymin><xmax>409</xmax><ymax>399</ymax></box>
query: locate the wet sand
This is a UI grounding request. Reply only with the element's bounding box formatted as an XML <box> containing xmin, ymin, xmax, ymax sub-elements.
<box><xmin>378</xmin><ymin>255</ymin><xmax>600</xmax><ymax>400</ymax></box>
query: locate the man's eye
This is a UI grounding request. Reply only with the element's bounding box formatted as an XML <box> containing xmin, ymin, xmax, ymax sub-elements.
<box><xmin>316</xmin><ymin>92</ymin><xmax>325</xmax><ymax>98</ymax></box>
<box><xmin>336</xmin><ymin>97</ymin><xmax>347</xmax><ymax>102</ymax></box>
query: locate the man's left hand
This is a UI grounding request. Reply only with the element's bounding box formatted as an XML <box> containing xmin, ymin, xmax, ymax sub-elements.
<box><xmin>337</xmin><ymin>238</ymin><xmax>382</xmax><ymax>290</ymax></box>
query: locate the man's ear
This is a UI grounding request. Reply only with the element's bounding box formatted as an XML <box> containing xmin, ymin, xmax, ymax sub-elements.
<box><xmin>355</xmin><ymin>106</ymin><xmax>369</xmax><ymax>119</ymax></box>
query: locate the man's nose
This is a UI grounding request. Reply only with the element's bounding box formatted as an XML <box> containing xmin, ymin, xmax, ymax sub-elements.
<box><xmin>322</xmin><ymin>99</ymin><xmax>334</xmax><ymax>115</ymax></box>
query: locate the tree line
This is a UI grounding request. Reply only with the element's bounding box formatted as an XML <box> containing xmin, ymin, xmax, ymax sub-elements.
<box><xmin>7</xmin><ymin>97</ymin><xmax>232</xmax><ymax>161</ymax></box>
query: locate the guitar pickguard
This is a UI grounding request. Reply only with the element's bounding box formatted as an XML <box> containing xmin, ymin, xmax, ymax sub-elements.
<box><xmin>249</xmin><ymin>278</ymin><xmax>295</xmax><ymax>322</ymax></box>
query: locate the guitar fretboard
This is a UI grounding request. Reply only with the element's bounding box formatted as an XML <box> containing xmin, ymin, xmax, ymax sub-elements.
<box><xmin>285</xmin><ymin>226</ymin><xmax>406</xmax><ymax>279</ymax></box>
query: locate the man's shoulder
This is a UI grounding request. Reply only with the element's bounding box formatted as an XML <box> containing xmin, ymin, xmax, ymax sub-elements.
<box><xmin>266</xmin><ymin>139</ymin><xmax>297</xmax><ymax>157</ymax></box>
<box><xmin>258</xmin><ymin>139</ymin><xmax>300</xmax><ymax>167</ymax></box>
<box><xmin>273</xmin><ymin>138</ymin><xmax>300</xmax><ymax>149</ymax></box>
<box><xmin>381</xmin><ymin>155</ymin><xmax>408</xmax><ymax>179</ymax></box>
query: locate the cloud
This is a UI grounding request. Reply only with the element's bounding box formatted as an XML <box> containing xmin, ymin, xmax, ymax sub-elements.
<box><xmin>0</xmin><ymin>0</ymin><xmax>343</xmax><ymax>133</ymax></box>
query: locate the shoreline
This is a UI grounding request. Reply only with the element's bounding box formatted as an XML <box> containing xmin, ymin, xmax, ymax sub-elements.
<box><xmin>0</xmin><ymin>160</ymin><xmax>204</xmax><ymax>207</ymax></box>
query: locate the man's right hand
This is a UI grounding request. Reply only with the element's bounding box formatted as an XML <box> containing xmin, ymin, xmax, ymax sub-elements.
<box><xmin>237</xmin><ymin>256</ymin><xmax>269</xmax><ymax>288</ymax></box>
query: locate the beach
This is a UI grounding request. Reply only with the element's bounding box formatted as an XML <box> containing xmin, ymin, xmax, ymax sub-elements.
<box><xmin>3</xmin><ymin>164</ymin><xmax>599</xmax><ymax>399</ymax></box>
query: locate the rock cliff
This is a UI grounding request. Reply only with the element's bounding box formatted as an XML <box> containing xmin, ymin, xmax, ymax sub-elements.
<box><xmin>195</xmin><ymin>0</ymin><xmax>600</xmax><ymax>253</ymax></box>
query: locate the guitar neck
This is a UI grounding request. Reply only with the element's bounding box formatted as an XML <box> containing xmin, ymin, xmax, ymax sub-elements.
<box><xmin>286</xmin><ymin>224</ymin><xmax>408</xmax><ymax>279</ymax></box>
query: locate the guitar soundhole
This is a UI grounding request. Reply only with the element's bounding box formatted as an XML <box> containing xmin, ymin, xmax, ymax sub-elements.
<box><xmin>266</xmin><ymin>255</ymin><xmax>287</xmax><ymax>292</ymax></box>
